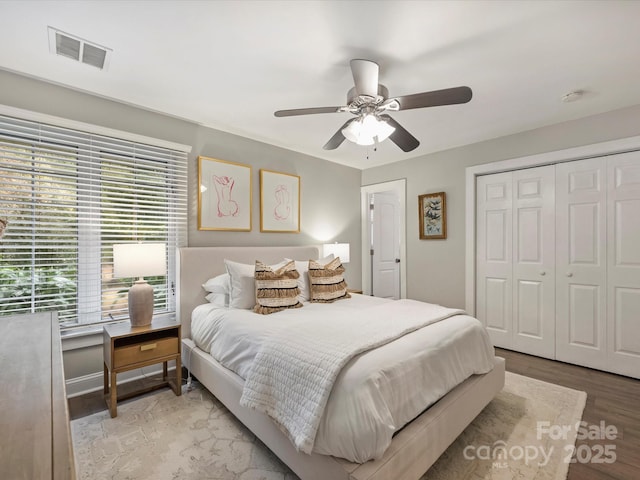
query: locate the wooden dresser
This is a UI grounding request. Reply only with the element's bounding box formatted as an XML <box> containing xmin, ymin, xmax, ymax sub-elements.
<box><xmin>0</xmin><ymin>311</ymin><xmax>76</xmax><ymax>479</ymax></box>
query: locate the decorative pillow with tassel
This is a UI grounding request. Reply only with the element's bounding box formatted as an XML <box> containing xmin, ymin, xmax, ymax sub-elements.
<box><xmin>308</xmin><ymin>257</ymin><xmax>351</xmax><ymax>303</ymax></box>
<box><xmin>254</xmin><ymin>260</ymin><xmax>303</xmax><ymax>314</ymax></box>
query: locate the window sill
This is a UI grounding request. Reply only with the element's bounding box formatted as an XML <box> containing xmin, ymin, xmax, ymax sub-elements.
<box><xmin>60</xmin><ymin>325</ymin><xmax>108</xmax><ymax>351</ymax></box>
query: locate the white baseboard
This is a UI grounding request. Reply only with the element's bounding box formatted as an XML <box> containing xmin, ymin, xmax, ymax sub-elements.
<box><xmin>65</xmin><ymin>363</ymin><xmax>177</xmax><ymax>398</ymax></box>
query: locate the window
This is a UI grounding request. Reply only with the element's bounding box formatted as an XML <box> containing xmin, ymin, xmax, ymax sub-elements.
<box><xmin>0</xmin><ymin>114</ymin><xmax>188</xmax><ymax>328</ymax></box>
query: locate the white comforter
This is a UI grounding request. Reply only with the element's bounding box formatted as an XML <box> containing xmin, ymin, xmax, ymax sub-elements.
<box><xmin>191</xmin><ymin>295</ymin><xmax>496</xmax><ymax>463</ymax></box>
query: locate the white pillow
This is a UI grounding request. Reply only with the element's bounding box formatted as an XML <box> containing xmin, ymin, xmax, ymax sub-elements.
<box><xmin>286</xmin><ymin>254</ymin><xmax>334</xmax><ymax>302</ymax></box>
<box><xmin>224</xmin><ymin>259</ymin><xmax>287</xmax><ymax>309</ymax></box>
<box><xmin>202</xmin><ymin>273</ymin><xmax>230</xmax><ymax>294</ymax></box>
<box><xmin>205</xmin><ymin>292</ymin><xmax>229</xmax><ymax>307</ymax></box>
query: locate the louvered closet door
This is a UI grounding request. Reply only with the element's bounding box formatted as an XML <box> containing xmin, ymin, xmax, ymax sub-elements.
<box><xmin>476</xmin><ymin>172</ymin><xmax>513</xmax><ymax>348</ymax></box>
<box><xmin>555</xmin><ymin>158</ymin><xmax>608</xmax><ymax>370</ymax></box>
<box><xmin>607</xmin><ymin>152</ymin><xmax>640</xmax><ymax>378</ymax></box>
<box><xmin>511</xmin><ymin>166</ymin><xmax>556</xmax><ymax>358</ymax></box>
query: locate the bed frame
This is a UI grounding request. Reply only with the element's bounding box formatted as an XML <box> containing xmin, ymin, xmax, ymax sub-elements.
<box><xmin>177</xmin><ymin>246</ymin><xmax>505</xmax><ymax>480</ymax></box>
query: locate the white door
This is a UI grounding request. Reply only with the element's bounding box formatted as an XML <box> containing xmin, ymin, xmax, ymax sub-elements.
<box><xmin>371</xmin><ymin>192</ymin><xmax>400</xmax><ymax>299</ymax></box>
<box><xmin>607</xmin><ymin>152</ymin><xmax>640</xmax><ymax>378</ymax></box>
<box><xmin>476</xmin><ymin>172</ymin><xmax>513</xmax><ymax>348</ymax></box>
<box><xmin>473</xmin><ymin>150</ymin><xmax>640</xmax><ymax>378</ymax></box>
<box><xmin>555</xmin><ymin>158</ymin><xmax>608</xmax><ymax>369</ymax></box>
<box><xmin>511</xmin><ymin>166</ymin><xmax>556</xmax><ymax>358</ymax></box>
<box><xmin>476</xmin><ymin>166</ymin><xmax>555</xmax><ymax>356</ymax></box>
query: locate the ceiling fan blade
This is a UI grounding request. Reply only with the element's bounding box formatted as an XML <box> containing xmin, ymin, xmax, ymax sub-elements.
<box><xmin>350</xmin><ymin>59</ymin><xmax>379</xmax><ymax>98</ymax></box>
<box><xmin>322</xmin><ymin>119</ymin><xmax>354</xmax><ymax>150</ymax></box>
<box><xmin>274</xmin><ymin>106</ymin><xmax>343</xmax><ymax>117</ymax></box>
<box><xmin>395</xmin><ymin>86</ymin><xmax>472</xmax><ymax>111</ymax></box>
<box><xmin>380</xmin><ymin>115</ymin><xmax>420</xmax><ymax>152</ymax></box>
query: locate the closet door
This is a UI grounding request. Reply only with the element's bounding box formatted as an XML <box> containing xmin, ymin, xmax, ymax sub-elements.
<box><xmin>555</xmin><ymin>158</ymin><xmax>607</xmax><ymax>370</ymax></box>
<box><xmin>476</xmin><ymin>172</ymin><xmax>513</xmax><ymax>348</ymax></box>
<box><xmin>607</xmin><ymin>152</ymin><xmax>640</xmax><ymax>378</ymax></box>
<box><xmin>511</xmin><ymin>166</ymin><xmax>556</xmax><ymax>358</ymax></box>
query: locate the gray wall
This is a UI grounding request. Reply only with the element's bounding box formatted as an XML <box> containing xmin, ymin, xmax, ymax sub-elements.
<box><xmin>362</xmin><ymin>103</ymin><xmax>640</xmax><ymax>310</ymax></box>
<box><xmin>0</xmin><ymin>70</ymin><xmax>361</xmax><ymax>267</ymax></box>
<box><xmin>5</xmin><ymin>66</ymin><xmax>640</xmax><ymax>387</ymax></box>
<box><xmin>189</xmin><ymin>125</ymin><xmax>361</xmax><ymax>262</ymax></box>
<box><xmin>0</xmin><ymin>69</ymin><xmax>361</xmax><ymax>384</ymax></box>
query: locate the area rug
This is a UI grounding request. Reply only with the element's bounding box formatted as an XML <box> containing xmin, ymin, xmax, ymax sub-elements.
<box><xmin>72</xmin><ymin>372</ymin><xmax>586</xmax><ymax>480</ymax></box>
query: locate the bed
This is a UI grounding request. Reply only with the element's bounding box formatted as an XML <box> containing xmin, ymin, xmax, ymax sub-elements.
<box><xmin>177</xmin><ymin>245</ymin><xmax>505</xmax><ymax>480</ymax></box>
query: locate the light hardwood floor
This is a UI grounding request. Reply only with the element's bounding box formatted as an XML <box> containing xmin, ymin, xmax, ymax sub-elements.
<box><xmin>69</xmin><ymin>351</ymin><xmax>640</xmax><ymax>480</ymax></box>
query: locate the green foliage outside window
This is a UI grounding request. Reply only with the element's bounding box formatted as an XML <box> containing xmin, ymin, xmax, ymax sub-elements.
<box><xmin>0</xmin><ymin>137</ymin><xmax>171</xmax><ymax>326</ymax></box>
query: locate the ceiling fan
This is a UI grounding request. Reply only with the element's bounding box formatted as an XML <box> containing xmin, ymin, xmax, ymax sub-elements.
<box><xmin>274</xmin><ymin>59</ymin><xmax>473</xmax><ymax>153</ymax></box>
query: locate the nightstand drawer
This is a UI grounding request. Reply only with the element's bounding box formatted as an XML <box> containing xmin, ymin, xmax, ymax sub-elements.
<box><xmin>113</xmin><ymin>337</ymin><xmax>179</xmax><ymax>368</ymax></box>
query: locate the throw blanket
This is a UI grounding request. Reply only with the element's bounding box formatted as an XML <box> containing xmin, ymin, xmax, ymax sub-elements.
<box><xmin>239</xmin><ymin>299</ymin><xmax>464</xmax><ymax>454</ymax></box>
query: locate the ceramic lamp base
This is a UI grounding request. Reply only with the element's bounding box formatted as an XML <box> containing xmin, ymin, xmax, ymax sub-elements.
<box><xmin>128</xmin><ymin>279</ymin><xmax>154</xmax><ymax>327</ymax></box>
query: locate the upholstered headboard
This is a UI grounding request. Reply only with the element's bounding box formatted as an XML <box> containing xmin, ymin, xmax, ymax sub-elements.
<box><xmin>176</xmin><ymin>245</ymin><xmax>320</xmax><ymax>338</ymax></box>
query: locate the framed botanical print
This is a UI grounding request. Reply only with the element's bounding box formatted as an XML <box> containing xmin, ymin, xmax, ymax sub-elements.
<box><xmin>259</xmin><ymin>169</ymin><xmax>300</xmax><ymax>233</ymax></box>
<box><xmin>419</xmin><ymin>191</ymin><xmax>446</xmax><ymax>239</ymax></box>
<box><xmin>198</xmin><ymin>156</ymin><xmax>252</xmax><ymax>231</ymax></box>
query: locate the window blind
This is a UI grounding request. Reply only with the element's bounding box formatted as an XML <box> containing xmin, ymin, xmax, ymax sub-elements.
<box><xmin>0</xmin><ymin>114</ymin><xmax>188</xmax><ymax>327</ymax></box>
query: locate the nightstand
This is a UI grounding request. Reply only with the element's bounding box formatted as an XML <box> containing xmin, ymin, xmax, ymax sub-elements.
<box><xmin>103</xmin><ymin>317</ymin><xmax>181</xmax><ymax>417</ymax></box>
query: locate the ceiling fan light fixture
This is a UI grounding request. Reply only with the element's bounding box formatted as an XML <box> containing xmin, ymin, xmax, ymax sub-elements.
<box><xmin>342</xmin><ymin>114</ymin><xmax>395</xmax><ymax>146</ymax></box>
<box><xmin>366</xmin><ymin>115</ymin><xmax>395</xmax><ymax>143</ymax></box>
<box><xmin>275</xmin><ymin>59</ymin><xmax>469</xmax><ymax>152</ymax></box>
<box><xmin>342</xmin><ymin>117</ymin><xmax>366</xmax><ymax>144</ymax></box>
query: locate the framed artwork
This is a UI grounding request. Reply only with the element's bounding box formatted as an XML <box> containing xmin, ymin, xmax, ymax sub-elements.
<box><xmin>260</xmin><ymin>169</ymin><xmax>300</xmax><ymax>233</ymax></box>
<box><xmin>419</xmin><ymin>191</ymin><xmax>447</xmax><ymax>239</ymax></box>
<box><xmin>198</xmin><ymin>156</ymin><xmax>252</xmax><ymax>231</ymax></box>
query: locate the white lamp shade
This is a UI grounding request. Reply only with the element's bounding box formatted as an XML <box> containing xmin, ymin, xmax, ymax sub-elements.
<box><xmin>113</xmin><ymin>243</ymin><xmax>166</xmax><ymax>278</ymax></box>
<box><xmin>342</xmin><ymin>118</ymin><xmax>373</xmax><ymax>146</ymax></box>
<box><xmin>342</xmin><ymin>115</ymin><xmax>395</xmax><ymax>146</ymax></box>
<box><xmin>323</xmin><ymin>243</ymin><xmax>350</xmax><ymax>263</ymax></box>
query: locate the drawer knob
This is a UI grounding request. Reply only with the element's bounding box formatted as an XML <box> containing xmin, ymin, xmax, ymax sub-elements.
<box><xmin>140</xmin><ymin>343</ymin><xmax>157</xmax><ymax>352</ymax></box>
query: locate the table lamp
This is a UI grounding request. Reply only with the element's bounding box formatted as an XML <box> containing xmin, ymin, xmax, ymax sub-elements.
<box><xmin>113</xmin><ymin>243</ymin><xmax>166</xmax><ymax>327</ymax></box>
<box><xmin>323</xmin><ymin>242</ymin><xmax>350</xmax><ymax>263</ymax></box>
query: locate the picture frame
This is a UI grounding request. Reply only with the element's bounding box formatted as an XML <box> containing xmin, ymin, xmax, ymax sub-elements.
<box><xmin>419</xmin><ymin>191</ymin><xmax>447</xmax><ymax>239</ymax></box>
<box><xmin>260</xmin><ymin>169</ymin><xmax>300</xmax><ymax>233</ymax></box>
<box><xmin>198</xmin><ymin>156</ymin><xmax>252</xmax><ymax>231</ymax></box>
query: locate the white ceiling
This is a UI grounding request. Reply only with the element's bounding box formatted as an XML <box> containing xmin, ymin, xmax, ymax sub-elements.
<box><xmin>1</xmin><ymin>1</ymin><xmax>640</xmax><ymax>169</ymax></box>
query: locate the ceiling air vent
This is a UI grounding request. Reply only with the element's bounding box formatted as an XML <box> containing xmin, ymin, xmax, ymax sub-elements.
<box><xmin>48</xmin><ymin>27</ymin><xmax>112</xmax><ymax>70</ymax></box>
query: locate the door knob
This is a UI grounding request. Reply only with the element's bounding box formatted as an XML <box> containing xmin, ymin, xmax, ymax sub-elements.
<box><xmin>566</xmin><ymin>272</ymin><xmax>573</xmax><ymax>277</ymax></box>
<box><xmin>540</xmin><ymin>271</ymin><xmax>546</xmax><ymax>276</ymax></box>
